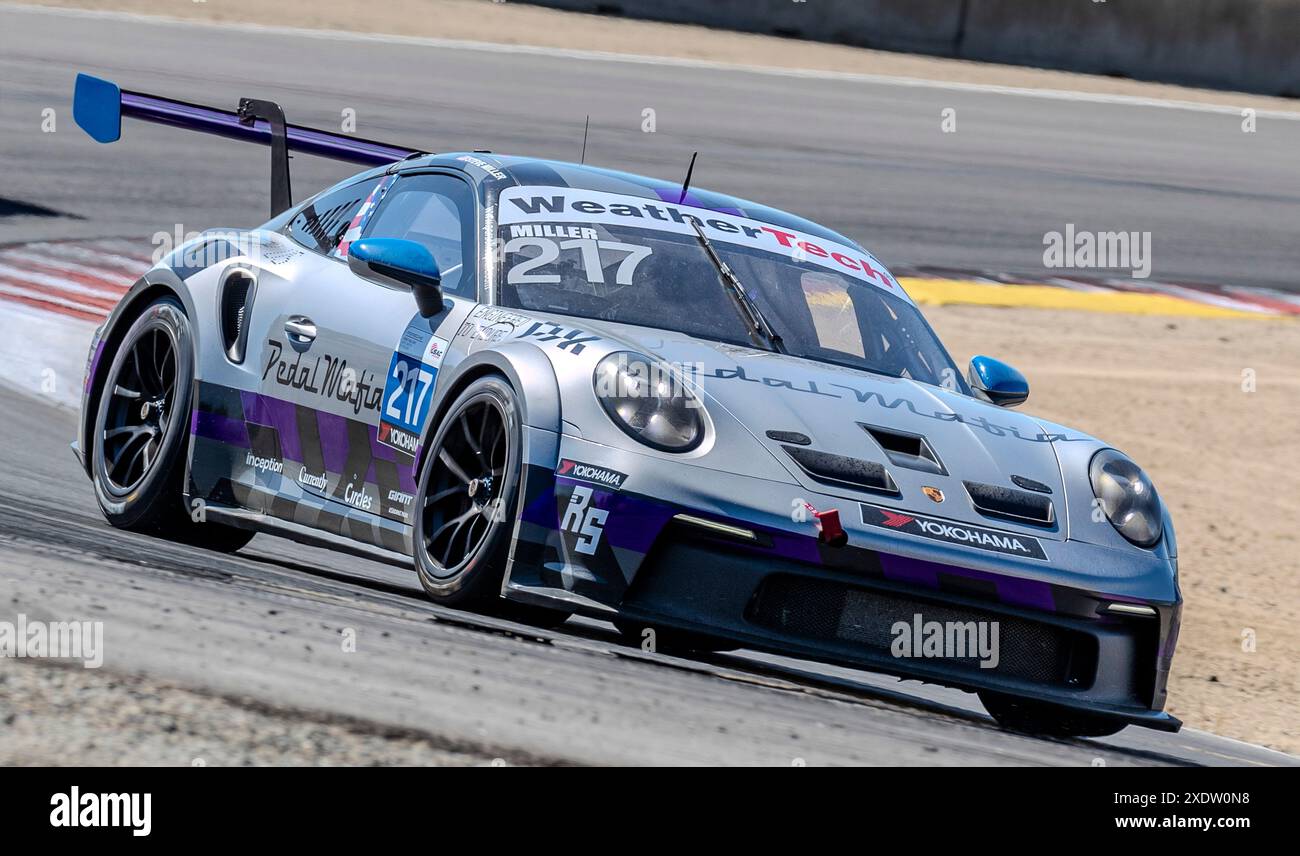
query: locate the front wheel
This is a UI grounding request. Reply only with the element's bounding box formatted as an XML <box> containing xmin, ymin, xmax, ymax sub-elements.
<box><xmin>90</xmin><ymin>297</ymin><xmax>253</xmax><ymax>553</ymax></box>
<box><xmin>412</xmin><ymin>375</ymin><xmax>570</xmax><ymax>628</ymax></box>
<box><xmin>978</xmin><ymin>691</ymin><xmax>1128</xmax><ymax>738</ymax></box>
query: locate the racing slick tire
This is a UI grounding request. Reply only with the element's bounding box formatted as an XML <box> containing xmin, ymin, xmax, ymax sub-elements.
<box><xmin>413</xmin><ymin>375</ymin><xmax>571</xmax><ymax>628</ymax></box>
<box><xmin>90</xmin><ymin>296</ymin><xmax>254</xmax><ymax>553</ymax></box>
<box><xmin>978</xmin><ymin>691</ymin><xmax>1128</xmax><ymax>738</ymax></box>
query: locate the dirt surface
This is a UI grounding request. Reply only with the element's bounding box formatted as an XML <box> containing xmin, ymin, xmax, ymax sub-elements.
<box><xmin>20</xmin><ymin>0</ymin><xmax>1300</xmax><ymax>114</ymax></box>
<box><xmin>0</xmin><ymin>658</ymin><xmax>528</xmax><ymax>766</ymax></box>
<box><xmin>927</xmin><ymin>305</ymin><xmax>1299</xmax><ymax>754</ymax></box>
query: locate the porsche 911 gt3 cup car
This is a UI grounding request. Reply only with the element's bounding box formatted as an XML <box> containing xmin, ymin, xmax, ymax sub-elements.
<box><xmin>69</xmin><ymin>74</ymin><xmax>1181</xmax><ymax>738</ymax></box>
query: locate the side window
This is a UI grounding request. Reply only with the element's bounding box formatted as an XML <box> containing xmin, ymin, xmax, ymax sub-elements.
<box><xmin>800</xmin><ymin>271</ymin><xmax>866</xmax><ymax>358</ymax></box>
<box><xmin>362</xmin><ymin>173</ymin><xmax>476</xmax><ymax>297</ymax></box>
<box><xmin>285</xmin><ymin>178</ymin><xmax>379</xmax><ymax>255</ymax></box>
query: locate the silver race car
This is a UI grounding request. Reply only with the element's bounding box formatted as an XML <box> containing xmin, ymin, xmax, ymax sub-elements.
<box><xmin>70</xmin><ymin>74</ymin><xmax>1181</xmax><ymax>738</ymax></box>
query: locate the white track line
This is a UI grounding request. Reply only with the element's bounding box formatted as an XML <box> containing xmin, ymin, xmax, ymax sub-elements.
<box><xmin>6</xmin><ymin>2</ymin><xmax>1300</xmax><ymax>121</ymax></box>
<box><xmin>0</xmin><ymin>263</ymin><xmax>126</xmax><ymax>299</ymax></box>
<box><xmin>18</xmin><ymin>240</ymin><xmax>153</xmax><ymax>273</ymax></box>
<box><xmin>0</xmin><ymin>281</ymin><xmax>107</xmax><ymax>315</ymax></box>
<box><xmin>1</xmin><ymin>250</ymin><xmax>136</xmax><ymax>284</ymax></box>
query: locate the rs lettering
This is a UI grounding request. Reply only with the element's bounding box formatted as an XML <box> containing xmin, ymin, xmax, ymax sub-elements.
<box><xmin>561</xmin><ymin>486</ymin><xmax>608</xmax><ymax>555</ymax></box>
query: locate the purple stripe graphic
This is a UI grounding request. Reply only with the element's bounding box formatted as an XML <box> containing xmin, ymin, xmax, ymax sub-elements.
<box><xmin>314</xmin><ymin>410</ymin><xmax>351</xmax><ymax>476</ymax></box>
<box><xmin>600</xmin><ymin>493</ymin><xmax>677</xmax><ymax>555</ymax></box>
<box><xmin>879</xmin><ymin>552</ymin><xmax>1056</xmax><ymax>612</ymax></box>
<box><xmin>198</xmin><ymin>387</ymin><xmax>421</xmax><ymax>494</ymax></box>
<box><xmin>239</xmin><ymin>391</ymin><xmax>302</xmax><ymax>464</ymax></box>
<box><xmin>522</xmin><ymin>482</ymin><xmax>559</xmax><ymax>531</ymax></box>
<box><xmin>528</xmin><ymin>478</ymin><xmax>677</xmax><ymax>555</ymax></box>
<box><xmin>84</xmin><ymin>339</ymin><xmax>106</xmax><ymax>393</ymax></box>
<box><xmin>370</xmin><ymin>432</ymin><xmax>418</xmax><ymax>495</ymax></box>
<box><xmin>652</xmin><ymin>187</ymin><xmax>745</xmax><ymax>216</ymax></box>
<box><xmin>197</xmin><ymin>388</ymin><xmax>420</xmax><ymax>494</ymax></box>
<box><xmin>191</xmin><ymin>410</ymin><xmax>249</xmax><ymax>447</ymax></box>
<box><xmin>120</xmin><ymin>90</ymin><xmax>419</xmax><ymax>165</ymax></box>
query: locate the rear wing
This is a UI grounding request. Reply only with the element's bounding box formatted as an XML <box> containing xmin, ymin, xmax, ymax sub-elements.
<box><xmin>72</xmin><ymin>73</ymin><xmax>425</xmax><ymax>217</ymax></box>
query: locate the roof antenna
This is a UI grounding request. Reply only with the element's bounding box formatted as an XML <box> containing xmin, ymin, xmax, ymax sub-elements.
<box><xmin>579</xmin><ymin>115</ymin><xmax>590</xmax><ymax>165</ymax></box>
<box><xmin>677</xmin><ymin>151</ymin><xmax>698</xmax><ymax>204</ymax></box>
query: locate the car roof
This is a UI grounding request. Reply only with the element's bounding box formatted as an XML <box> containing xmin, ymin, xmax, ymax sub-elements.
<box><xmin>410</xmin><ymin>152</ymin><xmax>865</xmax><ymax>250</ymax></box>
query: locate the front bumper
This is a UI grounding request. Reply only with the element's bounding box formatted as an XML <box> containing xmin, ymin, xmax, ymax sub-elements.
<box><xmin>505</xmin><ymin>432</ymin><xmax>1182</xmax><ymax>728</ymax></box>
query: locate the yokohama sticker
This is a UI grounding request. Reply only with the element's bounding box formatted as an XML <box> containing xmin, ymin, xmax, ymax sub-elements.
<box><xmin>556</xmin><ymin>459</ymin><xmax>627</xmax><ymax>491</ymax></box>
<box><xmin>859</xmin><ymin>502</ymin><xmax>1048</xmax><ymax>560</ymax></box>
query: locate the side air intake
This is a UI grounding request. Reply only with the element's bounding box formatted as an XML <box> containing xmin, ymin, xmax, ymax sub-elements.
<box><xmin>782</xmin><ymin>446</ymin><xmax>899</xmax><ymax>496</ymax></box>
<box><xmin>963</xmin><ymin>481</ymin><xmax>1055</xmax><ymax>526</ymax></box>
<box><xmin>219</xmin><ymin>270</ymin><xmax>256</xmax><ymax>364</ymax></box>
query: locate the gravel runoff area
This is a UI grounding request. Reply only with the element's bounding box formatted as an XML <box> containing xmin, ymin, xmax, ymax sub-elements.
<box><xmin>0</xmin><ymin>658</ymin><xmax>560</xmax><ymax>766</ymax></box>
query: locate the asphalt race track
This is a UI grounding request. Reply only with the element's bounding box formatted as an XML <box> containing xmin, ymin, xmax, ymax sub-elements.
<box><xmin>5</xmin><ymin>5</ymin><xmax>1300</xmax><ymax>290</ymax></box>
<box><xmin>0</xmin><ymin>5</ymin><xmax>1297</xmax><ymax>765</ymax></box>
<box><xmin>6</xmin><ymin>385</ymin><xmax>1295</xmax><ymax>766</ymax></box>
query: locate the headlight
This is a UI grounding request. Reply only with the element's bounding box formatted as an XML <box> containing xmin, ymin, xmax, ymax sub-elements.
<box><xmin>594</xmin><ymin>352</ymin><xmax>703</xmax><ymax>452</ymax></box>
<box><xmin>1088</xmin><ymin>449</ymin><xmax>1163</xmax><ymax>547</ymax></box>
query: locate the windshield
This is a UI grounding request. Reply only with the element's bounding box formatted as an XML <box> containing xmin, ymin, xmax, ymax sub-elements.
<box><xmin>495</xmin><ymin>186</ymin><xmax>964</xmax><ymax>389</ymax></box>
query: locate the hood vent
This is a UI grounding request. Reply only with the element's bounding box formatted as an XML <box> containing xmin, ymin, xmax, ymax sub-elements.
<box><xmin>964</xmin><ymin>481</ymin><xmax>1055</xmax><ymax>526</ymax></box>
<box><xmin>783</xmin><ymin>446</ymin><xmax>899</xmax><ymax>496</ymax></box>
<box><xmin>1011</xmin><ymin>474</ymin><xmax>1052</xmax><ymax>494</ymax></box>
<box><xmin>860</xmin><ymin>423</ymin><xmax>947</xmax><ymax>476</ymax></box>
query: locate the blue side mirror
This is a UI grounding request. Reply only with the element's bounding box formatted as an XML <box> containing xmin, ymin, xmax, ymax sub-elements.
<box><xmin>347</xmin><ymin>238</ymin><xmax>443</xmax><ymax>317</ymax></box>
<box><xmin>968</xmin><ymin>355</ymin><xmax>1029</xmax><ymax>408</ymax></box>
<box><xmin>73</xmin><ymin>73</ymin><xmax>123</xmax><ymax>143</ymax></box>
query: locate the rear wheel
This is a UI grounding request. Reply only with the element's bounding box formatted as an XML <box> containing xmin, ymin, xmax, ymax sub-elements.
<box><xmin>413</xmin><ymin>376</ymin><xmax>570</xmax><ymax>628</ymax></box>
<box><xmin>979</xmin><ymin>691</ymin><xmax>1128</xmax><ymax>738</ymax></box>
<box><xmin>90</xmin><ymin>297</ymin><xmax>253</xmax><ymax>553</ymax></box>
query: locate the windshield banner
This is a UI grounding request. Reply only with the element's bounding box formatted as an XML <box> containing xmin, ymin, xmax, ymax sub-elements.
<box><xmin>498</xmin><ymin>186</ymin><xmax>910</xmax><ymax>301</ymax></box>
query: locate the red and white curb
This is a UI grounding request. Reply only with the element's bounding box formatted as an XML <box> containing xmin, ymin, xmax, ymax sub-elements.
<box><xmin>0</xmin><ymin>238</ymin><xmax>153</xmax><ymax>323</ymax></box>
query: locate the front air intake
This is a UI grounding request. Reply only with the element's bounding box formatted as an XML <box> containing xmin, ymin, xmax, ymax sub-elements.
<box><xmin>219</xmin><ymin>270</ymin><xmax>256</xmax><ymax>363</ymax></box>
<box><xmin>963</xmin><ymin>481</ymin><xmax>1055</xmax><ymax>526</ymax></box>
<box><xmin>782</xmin><ymin>446</ymin><xmax>899</xmax><ymax>496</ymax></box>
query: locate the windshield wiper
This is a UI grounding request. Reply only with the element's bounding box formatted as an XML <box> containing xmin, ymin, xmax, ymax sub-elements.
<box><xmin>689</xmin><ymin>220</ymin><xmax>786</xmax><ymax>354</ymax></box>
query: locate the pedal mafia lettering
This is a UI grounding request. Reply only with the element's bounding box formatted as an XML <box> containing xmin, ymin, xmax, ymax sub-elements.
<box><xmin>50</xmin><ymin>787</ymin><xmax>151</xmax><ymax>837</ymax></box>
<box><xmin>709</xmin><ymin>364</ymin><xmax>1082</xmax><ymax>444</ymax></box>
<box><xmin>263</xmin><ymin>338</ymin><xmax>382</xmax><ymax>417</ymax></box>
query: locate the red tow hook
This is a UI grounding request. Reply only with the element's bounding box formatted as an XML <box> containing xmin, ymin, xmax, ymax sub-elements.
<box><xmin>803</xmin><ymin>502</ymin><xmax>848</xmax><ymax>548</ymax></box>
